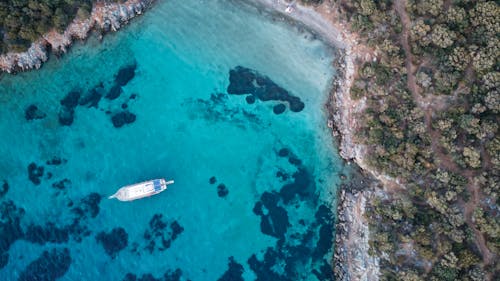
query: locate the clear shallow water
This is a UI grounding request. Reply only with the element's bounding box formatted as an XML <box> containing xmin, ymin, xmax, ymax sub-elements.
<box><xmin>0</xmin><ymin>0</ymin><xmax>343</xmax><ymax>280</ymax></box>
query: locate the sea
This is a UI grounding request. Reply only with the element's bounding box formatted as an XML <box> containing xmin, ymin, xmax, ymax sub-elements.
<box><xmin>0</xmin><ymin>0</ymin><xmax>345</xmax><ymax>280</ymax></box>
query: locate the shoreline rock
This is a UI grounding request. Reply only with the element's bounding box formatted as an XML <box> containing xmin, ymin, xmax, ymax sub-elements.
<box><xmin>334</xmin><ymin>173</ymin><xmax>380</xmax><ymax>281</ymax></box>
<box><xmin>0</xmin><ymin>0</ymin><xmax>155</xmax><ymax>74</ymax></box>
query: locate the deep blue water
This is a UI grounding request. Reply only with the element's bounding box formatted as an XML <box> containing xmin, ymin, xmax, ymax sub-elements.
<box><xmin>0</xmin><ymin>1</ymin><xmax>344</xmax><ymax>280</ymax></box>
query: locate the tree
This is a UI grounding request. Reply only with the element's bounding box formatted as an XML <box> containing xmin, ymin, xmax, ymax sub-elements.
<box><xmin>463</xmin><ymin>147</ymin><xmax>481</xmax><ymax>168</ymax></box>
<box><xmin>431</xmin><ymin>25</ymin><xmax>456</xmax><ymax>48</ymax></box>
<box><xmin>448</xmin><ymin>47</ymin><xmax>470</xmax><ymax>71</ymax></box>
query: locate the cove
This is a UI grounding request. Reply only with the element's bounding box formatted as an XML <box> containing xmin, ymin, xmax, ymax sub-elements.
<box><xmin>0</xmin><ymin>0</ymin><xmax>344</xmax><ymax>280</ymax></box>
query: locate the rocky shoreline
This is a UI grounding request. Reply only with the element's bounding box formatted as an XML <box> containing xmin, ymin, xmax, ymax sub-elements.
<box><xmin>0</xmin><ymin>0</ymin><xmax>155</xmax><ymax>73</ymax></box>
<box><xmin>333</xmin><ymin>173</ymin><xmax>380</xmax><ymax>281</ymax></box>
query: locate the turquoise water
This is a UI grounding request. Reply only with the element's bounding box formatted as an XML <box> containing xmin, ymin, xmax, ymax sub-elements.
<box><xmin>0</xmin><ymin>0</ymin><xmax>343</xmax><ymax>280</ymax></box>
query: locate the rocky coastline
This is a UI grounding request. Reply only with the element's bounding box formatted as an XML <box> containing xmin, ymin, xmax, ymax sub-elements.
<box><xmin>0</xmin><ymin>0</ymin><xmax>155</xmax><ymax>73</ymax></box>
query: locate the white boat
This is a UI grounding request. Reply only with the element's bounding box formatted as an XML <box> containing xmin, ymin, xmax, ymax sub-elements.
<box><xmin>108</xmin><ymin>178</ymin><xmax>174</xmax><ymax>201</ymax></box>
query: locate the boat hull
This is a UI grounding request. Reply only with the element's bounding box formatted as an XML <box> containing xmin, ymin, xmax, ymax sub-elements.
<box><xmin>109</xmin><ymin>179</ymin><xmax>174</xmax><ymax>201</ymax></box>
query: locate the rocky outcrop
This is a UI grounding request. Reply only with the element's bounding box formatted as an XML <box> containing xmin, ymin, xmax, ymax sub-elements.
<box><xmin>334</xmin><ymin>183</ymin><xmax>380</xmax><ymax>281</ymax></box>
<box><xmin>0</xmin><ymin>0</ymin><xmax>155</xmax><ymax>73</ymax></box>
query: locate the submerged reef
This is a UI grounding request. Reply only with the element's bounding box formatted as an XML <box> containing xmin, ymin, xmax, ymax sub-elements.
<box><xmin>0</xmin><ymin>200</ymin><xmax>25</xmax><ymax>269</ymax></box>
<box><xmin>115</xmin><ymin>62</ymin><xmax>137</xmax><ymax>87</ymax></box>
<box><xmin>52</xmin><ymin>62</ymin><xmax>139</xmax><ymax>128</ymax></box>
<box><xmin>227</xmin><ymin>66</ymin><xmax>305</xmax><ymax>113</ymax></box>
<box><xmin>58</xmin><ymin>90</ymin><xmax>81</xmax><ymax>126</ymax></box>
<box><xmin>122</xmin><ymin>268</ymin><xmax>182</xmax><ymax>281</ymax></box>
<box><xmin>27</xmin><ymin>162</ymin><xmax>44</xmax><ymax>185</ymax></box>
<box><xmin>79</xmin><ymin>84</ymin><xmax>104</xmax><ymax>108</ymax></box>
<box><xmin>217</xmin><ymin>183</ymin><xmax>229</xmax><ymax>198</ymax></box>
<box><xmin>24</xmin><ymin>223</ymin><xmax>70</xmax><ymax>245</ymax></box>
<box><xmin>248</xmin><ymin>148</ymin><xmax>333</xmax><ymax>280</ymax></box>
<box><xmin>253</xmin><ymin>192</ymin><xmax>290</xmax><ymax>239</ymax></box>
<box><xmin>139</xmin><ymin>214</ymin><xmax>184</xmax><ymax>254</ymax></box>
<box><xmin>217</xmin><ymin>257</ymin><xmax>244</xmax><ymax>281</ymax></box>
<box><xmin>184</xmin><ymin>93</ymin><xmax>261</xmax><ymax>128</ymax></box>
<box><xmin>18</xmin><ymin>248</ymin><xmax>72</xmax><ymax>281</ymax></box>
<box><xmin>46</xmin><ymin>157</ymin><xmax>67</xmax><ymax>166</ymax></box>
<box><xmin>51</xmin><ymin>178</ymin><xmax>71</xmax><ymax>190</ymax></box>
<box><xmin>111</xmin><ymin>111</ymin><xmax>137</xmax><ymax>128</ymax></box>
<box><xmin>0</xmin><ymin>191</ymin><xmax>104</xmax><ymax>271</ymax></box>
<box><xmin>96</xmin><ymin>227</ymin><xmax>129</xmax><ymax>259</ymax></box>
<box><xmin>24</xmin><ymin>105</ymin><xmax>46</xmax><ymax>121</ymax></box>
<box><xmin>0</xmin><ymin>180</ymin><xmax>8</xmax><ymax>198</ymax></box>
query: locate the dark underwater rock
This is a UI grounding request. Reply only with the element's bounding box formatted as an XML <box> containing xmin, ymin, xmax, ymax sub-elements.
<box><xmin>273</xmin><ymin>104</ymin><xmax>286</xmax><ymax>115</ymax></box>
<box><xmin>312</xmin><ymin>259</ymin><xmax>334</xmax><ymax>281</ymax></box>
<box><xmin>106</xmin><ymin>84</ymin><xmax>123</xmax><ymax>100</ymax></box>
<box><xmin>315</xmin><ymin>204</ymin><xmax>333</xmax><ymax>225</ymax></box>
<box><xmin>245</xmin><ymin>95</ymin><xmax>256</xmax><ymax>104</ymax></box>
<box><xmin>248</xmin><ymin>248</ymin><xmax>289</xmax><ymax>281</ymax></box>
<box><xmin>51</xmin><ymin>178</ymin><xmax>71</xmax><ymax>190</ymax></box>
<box><xmin>70</xmin><ymin>192</ymin><xmax>102</xmax><ymax>244</ymax></box>
<box><xmin>111</xmin><ymin>111</ymin><xmax>136</xmax><ymax>128</ymax></box>
<box><xmin>25</xmin><ymin>105</ymin><xmax>46</xmax><ymax>121</ymax></box>
<box><xmin>278</xmin><ymin>148</ymin><xmax>289</xmax><ymax>157</ymax></box>
<box><xmin>58</xmin><ymin>107</ymin><xmax>75</xmax><ymax>126</ymax></box>
<box><xmin>209</xmin><ymin>176</ymin><xmax>217</xmax><ymax>184</ymax></box>
<box><xmin>314</xmin><ymin>223</ymin><xmax>333</xmax><ymax>260</ymax></box>
<box><xmin>123</xmin><ymin>273</ymin><xmax>137</xmax><ymax>281</ymax></box>
<box><xmin>217</xmin><ymin>256</ymin><xmax>244</xmax><ymax>281</ymax></box>
<box><xmin>227</xmin><ymin>66</ymin><xmax>256</xmax><ymax>95</ymax></box>
<box><xmin>227</xmin><ymin>66</ymin><xmax>305</xmax><ymax>112</ymax></box>
<box><xmin>115</xmin><ymin>62</ymin><xmax>137</xmax><ymax>87</ymax></box>
<box><xmin>27</xmin><ymin>162</ymin><xmax>44</xmax><ymax>185</ymax></box>
<box><xmin>288</xmin><ymin>156</ymin><xmax>302</xmax><ymax>166</ymax></box>
<box><xmin>60</xmin><ymin>90</ymin><xmax>81</xmax><ymax>109</ymax></box>
<box><xmin>276</xmin><ymin>171</ymin><xmax>289</xmax><ymax>181</ymax></box>
<box><xmin>18</xmin><ymin>248</ymin><xmax>71</xmax><ymax>281</ymax></box>
<box><xmin>24</xmin><ymin>223</ymin><xmax>69</xmax><ymax>245</ymax></box>
<box><xmin>122</xmin><ymin>269</ymin><xmax>182</xmax><ymax>281</ymax></box>
<box><xmin>170</xmin><ymin>221</ymin><xmax>184</xmax><ymax>240</ymax></box>
<box><xmin>162</xmin><ymin>269</ymin><xmax>183</xmax><ymax>281</ymax></box>
<box><xmin>217</xmin><ymin>184</ymin><xmax>229</xmax><ymax>198</ymax></box>
<box><xmin>46</xmin><ymin>157</ymin><xmax>67</xmax><ymax>166</ymax></box>
<box><xmin>57</xmin><ymin>193</ymin><xmax>101</xmax><ymax>243</ymax></box>
<box><xmin>79</xmin><ymin>85</ymin><xmax>104</xmax><ymax>108</ymax></box>
<box><xmin>313</xmin><ymin>205</ymin><xmax>334</xmax><ymax>259</ymax></box>
<box><xmin>0</xmin><ymin>180</ymin><xmax>8</xmax><ymax>197</ymax></box>
<box><xmin>142</xmin><ymin>215</ymin><xmax>184</xmax><ymax>253</ymax></box>
<box><xmin>58</xmin><ymin>90</ymin><xmax>81</xmax><ymax>126</ymax></box>
<box><xmin>76</xmin><ymin>192</ymin><xmax>102</xmax><ymax>219</ymax></box>
<box><xmin>96</xmin><ymin>227</ymin><xmax>128</xmax><ymax>258</ymax></box>
<box><xmin>0</xmin><ymin>200</ymin><xmax>25</xmax><ymax>270</ymax></box>
<box><xmin>254</xmin><ymin>192</ymin><xmax>290</xmax><ymax>239</ymax></box>
<box><xmin>279</xmin><ymin>168</ymin><xmax>313</xmax><ymax>204</ymax></box>
<box><xmin>252</xmin><ymin>201</ymin><xmax>263</xmax><ymax>216</ymax></box>
<box><xmin>0</xmin><ymin>253</ymin><xmax>8</xmax><ymax>269</ymax></box>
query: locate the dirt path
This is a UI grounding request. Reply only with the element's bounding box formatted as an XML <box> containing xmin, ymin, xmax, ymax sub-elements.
<box><xmin>394</xmin><ymin>0</ymin><xmax>420</xmax><ymax>103</ymax></box>
<box><xmin>463</xmin><ymin>183</ymin><xmax>494</xmax><ymax>266</ymax></box>
<box><xmin>393</xmin><ymin>0</ymin><xmax>493</xmax><ymax>268</ymax></box>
